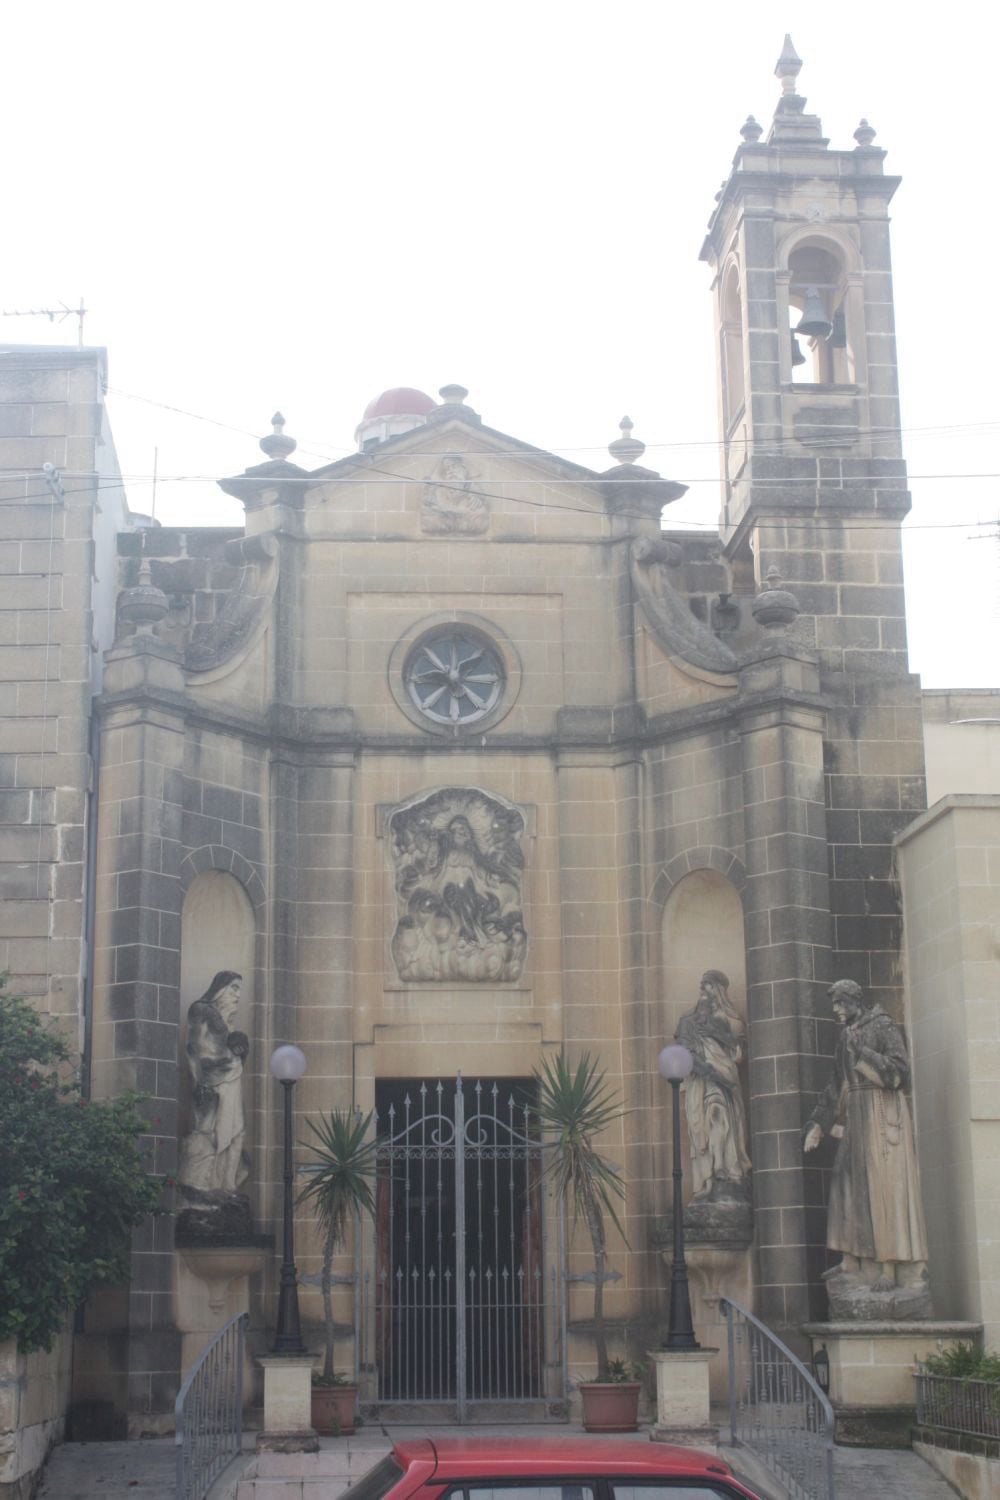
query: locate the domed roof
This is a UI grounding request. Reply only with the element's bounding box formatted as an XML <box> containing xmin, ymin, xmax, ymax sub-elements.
<box><xmin>362</xmin><ymin>387</ymin><xmax>436</xmax><ymax>420</ymax></box>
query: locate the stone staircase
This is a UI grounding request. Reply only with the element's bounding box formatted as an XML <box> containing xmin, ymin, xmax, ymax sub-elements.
<box><xmin>35</xmin><ymin>1426</ymin><xmax>969</xmax><ymax>1500</ymax></box>
<box><xmin>36</xmin><ymin>1439</ymin><xmax>178</xmax><ymax>1500</ymax></box>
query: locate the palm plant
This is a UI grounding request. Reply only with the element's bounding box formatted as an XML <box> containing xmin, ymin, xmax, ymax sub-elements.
<box><xmin>298</xmin><ymin>1109</ymin><xmax>378</xmax><ymax>1382</ymax></box>
<box><xmin>533</xmin><ymin>1051</ymin><xmax>627</xmax><ymax>1381</ymax></box>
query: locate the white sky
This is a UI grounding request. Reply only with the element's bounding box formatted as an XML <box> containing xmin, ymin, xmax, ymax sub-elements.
<box><xmin>4</xmin><ymin>1</ymin><xmax>998</xmax><ymax>688</ymax></box>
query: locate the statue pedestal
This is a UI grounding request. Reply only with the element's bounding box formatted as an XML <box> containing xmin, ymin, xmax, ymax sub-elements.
<box><xmin>256</xmin><ymin>1357</ymin><xmax>318</xmax><ymax>1453</ymax></box>
<box><xmin>654</xmin><ymin>1213</ymin><xmax>753</xmax><ymax>1404</ymax></box>
<box><xmin>173</xmin><ymin>1239</ymin><xmax>272</xmax><ymax>1393</ymax></box>
<box><xmin>648</xmin><ymin>1349</ymin><xmax>719</xmax><ymax>1449</ymax></box>
<box><xmin>802</xmin><ymin>1320</ymin><xmax>983</xmax><ymax>1448</ymax></box>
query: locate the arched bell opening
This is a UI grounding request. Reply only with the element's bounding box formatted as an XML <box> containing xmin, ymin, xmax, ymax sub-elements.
<box><xmin>721</xmin><ymin>265</ymin><xmax>746</xmax><ymax>432</ymax></box>
<box><xmin>787</xmin><ymin>242</ymin><xmax>855</xmax><ymax>386</ymax></box>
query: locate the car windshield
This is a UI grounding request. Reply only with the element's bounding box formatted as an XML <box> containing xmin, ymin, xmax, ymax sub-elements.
<box><xmin>337</xmin><ymin>1455</ymin><xmax>405</xmax><ymax>1500</ymax></box>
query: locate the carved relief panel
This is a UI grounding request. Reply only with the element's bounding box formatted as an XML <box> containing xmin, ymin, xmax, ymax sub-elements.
<box><xmin>388</xmin><ymin>788</ymin><xmax>526</xmax><ymax>983</ymax></box>
<box><xmin>420</xmin><ymin>455</ymin><xmax>489</xmax><ymax>535</ymax></box>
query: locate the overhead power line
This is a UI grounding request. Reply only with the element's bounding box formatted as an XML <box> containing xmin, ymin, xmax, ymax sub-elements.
<box><xmin>3</xmin><ymin>472</ymin><xmax>997</xmax><ymax>535</ymax></box>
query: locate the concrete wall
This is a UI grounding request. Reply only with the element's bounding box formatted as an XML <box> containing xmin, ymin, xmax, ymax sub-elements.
<box><xmin>897</xmin><ymin>796</ymin><xmax>1000</xmax><ymax>1346</ymax></box>
<box><xmin>923</xmin><ymin>690</ymin><xmax>1000</xmax><ymax>805</ymax></box>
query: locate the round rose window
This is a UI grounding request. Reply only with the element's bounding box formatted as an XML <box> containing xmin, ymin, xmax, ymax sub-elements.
<box><xmin>403</xmin><ymin>627</ymin><xmax>505</xmax><ymax>726</ymax></box>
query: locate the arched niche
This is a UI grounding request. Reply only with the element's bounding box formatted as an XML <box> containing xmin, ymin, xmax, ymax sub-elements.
<box><xmin>786</xmin><ymin>238</ymin><xmax>857</xmax><ymax>387</ymax></box>
<box><xmin>721</xmin><ymin>265</ymin><xmax>746</xmax><ymax>431</ymax></box>
<box><xmin>179</xmin><ymin>870</ymin><xmax>257</xmax><ymax>1154</ymax></box>
<box><xmin>660</xmin><ymin>867</ymin><xmax>747</xmax><ymax>1042</ymax></box>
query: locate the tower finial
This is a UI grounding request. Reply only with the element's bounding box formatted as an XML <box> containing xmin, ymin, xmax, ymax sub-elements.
<box><xmin>775</xmin><ymin>34</ymin><xmax>803</xmax><ymax>95</ymax></box>
<box><xmin>768</xmin><ymin>32</ymin><xmax>825</xmax><ymax>142</ymax></box>
<box><xmin>853</xmin><ymin>118</ymin><xmax>877</xmax><ymax>149</ymax></box>
<box><xmin>259</xmin><ymin>411</ymin><xmax>297</xmax><ymax>462</ymax></box>
<box><xmin>608</xmin><ymin>415</ymin><xmax>646</xmax><ymax>467</ymax></box>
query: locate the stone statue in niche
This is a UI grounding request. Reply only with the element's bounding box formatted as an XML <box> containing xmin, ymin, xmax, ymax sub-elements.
<box><xmin>177</xmin><ymin>970</ymin><xmax>252</xmax><ymax>1241</ymax></box>
<box><xmin>420</xmin><ymin>454</ymin><xmax>489</xmax><ymax>536</ymax></box>
<box><xmin>676</xmin><ymin>970</ymin><xmax>752</xmax><ymax>1202</ymax></box>
<box><xmin>389</xmin><ymin>789</ymin><xmax>526</xmax><ymax>983</ymax></box>
<box><xmin>674</xmin><ymin>971</ymin><xmax>753</xmax><ymax>1244</ymax></box>
<box><xmin>804</xmin><ymin>978</ymin><xmax>932</xmax><ymax>1320</ymax></box>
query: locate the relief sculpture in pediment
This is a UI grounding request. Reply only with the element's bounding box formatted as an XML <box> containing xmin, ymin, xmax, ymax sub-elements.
<box><xmin>420</xmin><ymin>454</ymin><xmax>490</xmax><ymax>535</ymax></box>
<box><xmin>389</xmin><ymin>788</ymin><xmax>526</xmax><ymax>982</ymax></box>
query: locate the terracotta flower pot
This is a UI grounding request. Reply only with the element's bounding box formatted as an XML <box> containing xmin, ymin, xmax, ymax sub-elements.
<box><xmin>310</xmin><ymin>1382</ymin><xmax>358</xmax><ymax>1436</ymax></box>
<box><xmin>580</xmin><ymin>1380</ymin><xmax>641</xmax><ymax>1433</ymax></box>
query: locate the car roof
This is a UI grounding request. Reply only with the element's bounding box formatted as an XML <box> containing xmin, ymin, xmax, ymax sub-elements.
<box><xmin>392</xmin><ymin>1437</ymin><xmax>734</xmax><ymax>1479</ymax></box>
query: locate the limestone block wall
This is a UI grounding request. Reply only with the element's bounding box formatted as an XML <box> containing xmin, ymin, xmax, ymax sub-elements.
<box><xmin>897</xmin><ymin>796</ymin><xmax>1000</xmax><ymax>1346</ymax></box>
<box><xmin>0</xmin><ymin>347</ymin><xmax>127</xmax><ymax>1030</ymax></box>
<box><xmin>0</xmin><ymin>1335</ymin><xmax>71</xmax><ymax>1500</ymax></box>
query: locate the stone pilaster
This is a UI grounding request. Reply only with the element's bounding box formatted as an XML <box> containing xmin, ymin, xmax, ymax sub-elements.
<box><xmin>737</xmin><ymin>632</ymin><xmax>832</xmax><ymax>1326</ymax></box>
<box><xmin>77</xmin><ymin>637</ymin><xmax>186</xmax><ymax>1435</ymax></box>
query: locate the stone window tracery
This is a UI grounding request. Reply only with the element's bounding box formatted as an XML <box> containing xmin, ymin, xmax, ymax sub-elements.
<box><xmin>403</xmin><ymin>626</ymin><xmax>505</xmax><ymax>726</ymax></box>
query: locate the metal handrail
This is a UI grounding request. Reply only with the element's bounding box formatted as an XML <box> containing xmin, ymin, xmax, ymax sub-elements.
<box><xmin>175</xmin><ymin>1311</ymin><xmax>248</xmax><ymax>1500</ymax></box>
<box><xmin>915</xmin><ymin>1367</ymin><xmax>1000</xmax><ymax>1441</ymax></box>
<box><xmin>721</xmin><ymin>1297</ymin><xmax>835</xmax><ymax>1500</ymax></box>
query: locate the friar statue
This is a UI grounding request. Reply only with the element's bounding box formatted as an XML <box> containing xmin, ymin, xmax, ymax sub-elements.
<box><xmin>178</xmin><ymin>971</ymin><xmax>250</xmax><ymax>1198</ymax></box>
<box><xmin>675</xmin><ymin>970</ymin><xmax>752</xmax><ymax>1202</ymax></box>
<box><xmin>805</xmin><ymin>979</ymin><xmax>929</xmax><ymax>1312</ymax></box>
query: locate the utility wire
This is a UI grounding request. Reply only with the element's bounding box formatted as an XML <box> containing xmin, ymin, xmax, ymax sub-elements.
<box><xmin>4</xmin><ymin>472</ymin><xmax>997</xmax><ymax>534</ymax></box>
<box><xmin>105</xmin><ymin>384</ymin><xmax>999</xmax><ymax>461</ymax></box>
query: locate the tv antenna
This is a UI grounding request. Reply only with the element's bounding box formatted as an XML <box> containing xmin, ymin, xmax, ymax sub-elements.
<box><xmin>1</xmin><ymin>298</ymin><xmax>87</xmax><ymax>347</ymax></box>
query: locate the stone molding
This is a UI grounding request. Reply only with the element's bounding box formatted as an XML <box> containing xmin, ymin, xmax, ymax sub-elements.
<box><xmin>179</xmin><ymin>845</ymin><xmax>266</xmax><ymax>911</ymax></box>
<box><xmin>650</xmin><ymin>846</ymin><xmax>748</xmax><ymax>910</ymax></box>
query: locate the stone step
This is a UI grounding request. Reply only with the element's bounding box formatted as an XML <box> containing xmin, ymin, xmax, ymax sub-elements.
<box><xmin>38</xmin><ymin>1438</ymin><xmax>178</xmax><ymax>1500</ymax></box>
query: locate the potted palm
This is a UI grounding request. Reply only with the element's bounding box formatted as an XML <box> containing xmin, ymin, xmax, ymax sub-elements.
<box><xmin>533</xmin><ymin>1052</ymin><xmax>640</xmax><ymax>1433</ymax></box>
<box><xmin>298</xmin><ymin>1109</ymin><xmax>378</xmax><ymax>1436</ymax></box>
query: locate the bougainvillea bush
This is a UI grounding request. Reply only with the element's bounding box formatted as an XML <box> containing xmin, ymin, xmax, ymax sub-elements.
<box><xmin>0</xmin><ymin>985</ymin><xmax>164</xmax><ymax>1352</ymax></box>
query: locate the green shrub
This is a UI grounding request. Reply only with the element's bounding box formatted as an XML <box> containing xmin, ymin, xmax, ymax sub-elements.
<box><xmin>0</xmin><ymin>985</ymin><xmax>165</xmax><ymax>1352</ymax></box>
<box><xmin>923</xmin><ymin>1342</ymin><xmax>1000</xmax><ymax>1382</ymax></box>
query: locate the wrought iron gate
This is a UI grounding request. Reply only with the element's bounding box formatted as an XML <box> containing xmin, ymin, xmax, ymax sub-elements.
<box><xmin>357</xmin><ymin>1075</ymin><xmax>567</xmax><ymax>1420</ymax></box>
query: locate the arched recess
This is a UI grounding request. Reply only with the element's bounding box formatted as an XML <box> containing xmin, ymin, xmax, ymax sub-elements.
<box><xmin>659</xmin><ymin>865</ymin><xmax>748</xmax><ymax>1044</ymax></box>
<box><xmin>178</xmin><ymin>869</ymin><xmax>257</xmax><ymax>1179</ymax></box>
<box><xmin>721</xmin><ymin>263</ymin><xmax>746</xmax><ymax>431</ymax></box>
<box><xmin>783</xmin><ymin>234</ymin><xmax>859</xmax><ymax>387</ymax></box>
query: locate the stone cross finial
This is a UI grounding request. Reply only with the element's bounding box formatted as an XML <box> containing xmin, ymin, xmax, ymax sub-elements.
<box><xmin>259</xmin><ymin>411</ymin><xmax>297</xmax><ymax>462</ymax></box>
<box><xmin>774</xmin><ymin>34</ymin><xmax>803</xmax><ymax>94</ymax></box>
<box><xmin>608</xmin><ymin>415</ymin><xmax>646</xmax><ymax>467</ymax></box>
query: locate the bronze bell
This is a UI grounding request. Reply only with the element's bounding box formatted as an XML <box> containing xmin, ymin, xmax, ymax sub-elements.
<box><xmin>795</xmin><ymin>285</ymin><xmax>833</xmax><ymax>340</ymax></box>
<box><xmin>790</xmin><ymin>333</ymin><xmax>807</xmax><ymax>367</ymax></box>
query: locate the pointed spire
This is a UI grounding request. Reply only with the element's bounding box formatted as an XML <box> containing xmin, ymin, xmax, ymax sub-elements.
<box><xmin>608</xmin><ymin>415</ymin><xmax>646</xmax><ymax>467</ymax></box>
<box><xmin>774</xmin><ymin>34</ymin><xmax>803</xmax><ymax>95</ymax></box>
<box><xmin>259</xmin><ymin>411</ymin><xmax>297</xmax><ymax>462</ymax></box>
<box><xmin>768</xmin><ymin>33</ymin><xmax>826</xmax><ymax>145</ymax></box>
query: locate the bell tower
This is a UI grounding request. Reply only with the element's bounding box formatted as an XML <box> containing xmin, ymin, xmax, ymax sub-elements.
<box><xmin>700</xmin><ymin>42</ymin><xmax>926</xmax><ymax>1044</ymax></box>
<box><xmin>699</xmin><ymin>41</ymin><xmax>929</xmax><ymax>1324</ymax></box>
<box><xmin>702</xmin><ymin>37</ymin><xmax>908</xmax><ymax>570</ymax></box>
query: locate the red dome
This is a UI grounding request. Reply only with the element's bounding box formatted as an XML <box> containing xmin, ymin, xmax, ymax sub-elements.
<box><xmin>363</xmin><ymin>387</ymin><xmax>436</xmax><ymax>420</ymax></box>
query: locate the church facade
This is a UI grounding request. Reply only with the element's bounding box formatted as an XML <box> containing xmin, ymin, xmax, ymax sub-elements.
<box><xmin>6</xmin><ymin>42</ymin><xmax>986</xmax><ymax>1448</ymax></box>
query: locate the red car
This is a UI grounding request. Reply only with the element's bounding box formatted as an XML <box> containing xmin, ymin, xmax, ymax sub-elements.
<box><xmin>339</xmin><ymin>1437</ymin><xmax>761</xmax><ymax>1500</ymax></box>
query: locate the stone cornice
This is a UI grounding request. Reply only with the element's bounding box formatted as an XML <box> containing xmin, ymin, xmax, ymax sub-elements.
<box><xmin>94</xmin><ymin>680</ymin><xmax>831</xmax><ymax>758</ymax></box>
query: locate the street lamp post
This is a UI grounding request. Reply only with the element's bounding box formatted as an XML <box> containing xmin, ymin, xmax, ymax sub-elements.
<box><xmin>269</xmin><ymin>1044</ymin><xmax>307</xmax><ymax>1355</ymax></box>
<box><xmin>657</xmin><ymin>1043</ymin><xmax>699</xmax><ymax>1351</ymax></box>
